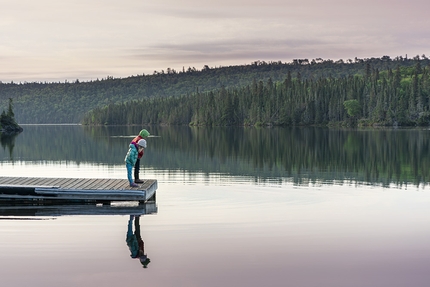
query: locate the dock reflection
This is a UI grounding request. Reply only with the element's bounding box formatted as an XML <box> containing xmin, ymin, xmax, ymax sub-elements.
<box><xmin>0</xmin><ymin>202</ymin><xmax>157</xmax><ymax>217</ymax></box>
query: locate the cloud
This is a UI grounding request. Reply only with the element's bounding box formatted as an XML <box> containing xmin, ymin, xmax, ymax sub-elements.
<box><xmin>1</xmin><ymin>0</ymin><xmax>430</xmax><ymax>82</ymax></box>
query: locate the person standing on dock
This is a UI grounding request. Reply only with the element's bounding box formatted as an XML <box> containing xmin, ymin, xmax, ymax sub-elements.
<box><xmin>130</xmin><ymin>129</ymin><xmax>150</xmax><ymax>183</ymax></box>
<box><xmin>125</xmin><ymin>139</ymin><xmax>147</xmax><ymax>187</ymax></box>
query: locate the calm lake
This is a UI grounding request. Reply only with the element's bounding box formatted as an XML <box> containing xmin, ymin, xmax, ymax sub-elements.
<box><xmin>1</xmin><ymin>125</ymin><xmax>430</xmax><ymax>287</ymax></box>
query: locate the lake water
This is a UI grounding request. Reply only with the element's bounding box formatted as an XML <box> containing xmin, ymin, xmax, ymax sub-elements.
<box><xmin>1</xmin><ymin>125</ymin><xmax>430</xmax><ymax>287</ymax></box>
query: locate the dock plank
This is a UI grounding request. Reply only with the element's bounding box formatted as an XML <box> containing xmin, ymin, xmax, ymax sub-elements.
<box><xmin>115</xmin><ymin>180</ymin><xmax>130</xmax><ymax>189</ymax></box>
<box><xmin>24</xmin><ymin>178</ymin><xmax>42</xmax><ymax>186</ymax></box>
<box><xmin>0</xmin><ymin>177</ymin><xmax>13</xmax><ymax>184</ymax></box>
<box><xmin>100</xmin><ymin>179</ymin><xmax>116</xmax><ymax>189</ymax></box>
<box><xmin>0</xmin><ymin>177</ymin><xmax>27</xmax><ymax>186</ymax></box>
<box><xmin>108</xmin><ymin>179</ymin><xmax>123</xmax><ymax>190</ymax></box>
<box><xmin>63</xmin><ymin>178</ymin><xmax>80</xmax><ymax>189</ymax></box>
<box><xmin>83</xmin><ymin>178</ymin><xmax>101</xmax><ymax>189</ymax></box>
<box><xmin>40</xmin><ymin>178</ymin><xmax>61</xmax><ymax>187</ymax></box>
<box><xmin>70</xmin><ymin>178</ymin><xmax>94</xmax><ymax>189</ymax></box>
<box><xmin>111</xmin><ymin>180</ymin><xmax>126</xmax><ymax>190</ymax></box>
<box><xmin>81</xmin><ymin>178</ymin><xmax>99</xmax><ymax>189</ymax></box>
<box><xmin>0</xmin><ymin>177</ymin><xmax>157</xmax><ymax>204</ymax></box>
<box><xmin>59</xmin><ymin>178</ymin><xmax>77</xmax><ymax>188</ymax></box>
<box><xmin>79</xmin><ymin>178</ymin><xmax>97</xmax><ymax>189</ymax></box>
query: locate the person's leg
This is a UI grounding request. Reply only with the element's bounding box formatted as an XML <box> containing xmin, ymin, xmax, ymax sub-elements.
<box><xmin>134</xmin><ymin>158</ymin><xmax>140</xmax><ymax>179</ymax></box>
<box><xmin>135</xmin><ymin>216</ymin><xmax>141</xmax><ymax>237</ymax></box>
<box><xmin>127</xmin><ymin>216</ymin><xmax>134</xmax><ymax>238</ymax></box>
<box><xmin>126</xmin><ymin>164</ymin><xmax>133</xmax><ymax>185</ymax></box>
<box><xmin>134</xmin><ymin>158</ymin><xmax>143</xmax><ymax>183</ymax></box>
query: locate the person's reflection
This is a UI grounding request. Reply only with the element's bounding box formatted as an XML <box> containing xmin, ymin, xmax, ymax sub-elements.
<box><xmin>126</xmin><ymin>215</ymin><xmax>151</xmax><ymax>268</ymax></box>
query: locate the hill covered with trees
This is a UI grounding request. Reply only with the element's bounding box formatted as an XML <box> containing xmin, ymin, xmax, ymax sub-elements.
<box><xmin>83</xmin><ymin>57</ymin><xmax>430</xmax><ymax>127</ymax></box>
<box><xmin>1</xmin><ymin>55</ymin><xmax>429</xmax><ymax>124</ymax></box>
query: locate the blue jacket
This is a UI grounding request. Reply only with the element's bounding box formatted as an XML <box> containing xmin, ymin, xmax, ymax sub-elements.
<box><xmin>125</xmin><ymin>143</ymin><xmax>138</xmax><ymax>166</ymax></box>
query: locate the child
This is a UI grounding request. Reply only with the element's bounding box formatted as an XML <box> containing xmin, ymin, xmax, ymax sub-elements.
<box><xmin>131</xmin><ymin>129</ymin><xmax>150</xmax><ymax>183</ymax></box>
<box><xmin>125</xmin><ymin>139</ymin><xmax>147</xmax><ymax>187</ymax></box>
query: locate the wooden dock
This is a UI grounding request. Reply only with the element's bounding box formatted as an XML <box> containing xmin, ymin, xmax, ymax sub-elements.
<box><xmin>0</xmin><ymin>177</ymin><xmax>157</xmax><ymax>204</ymax></box>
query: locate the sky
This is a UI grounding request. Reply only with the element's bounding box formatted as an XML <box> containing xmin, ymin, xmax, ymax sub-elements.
<box><xmin>1</xmin><ymin>0</ymin><xmax>429</xmax><ymax>83</ymax></box>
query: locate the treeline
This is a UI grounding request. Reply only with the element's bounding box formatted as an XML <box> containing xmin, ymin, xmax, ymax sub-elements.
<box><xmin>1</xmin><ymin>55</ymin><xmax>429</xmax><ymax>124</ymax></box>
<box><xmin>82</xmin><ymin>61</ymin><xmax>430</xmax><ymax>127</ymax></box>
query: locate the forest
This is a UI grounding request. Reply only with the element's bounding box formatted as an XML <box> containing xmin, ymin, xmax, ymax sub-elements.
<box><xmin>82</xmin><ymin>58</ymin><xmax>430</xmax><ymax>127</ymax></box>
<box><xmin>1</xmin><ymin>54</ymin><xmax>429</xmax><ymax>125</ymax></box>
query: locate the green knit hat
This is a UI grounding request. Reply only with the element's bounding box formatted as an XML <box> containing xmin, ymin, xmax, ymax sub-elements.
<box><xmin>139</xmin><ymin>129</ymin><xmax>150</xmax><ymax>138</ymax></box>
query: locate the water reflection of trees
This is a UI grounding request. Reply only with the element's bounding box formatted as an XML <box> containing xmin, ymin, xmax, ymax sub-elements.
<box><xmin>0</xmin><ymin>133</ymin><xmax>18</xmax><ymax>160</ymax></box>
<box><xmin>2</xmin><ymin>125</ymin><xmax>430</xmax><ymax>187</ymax></box>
